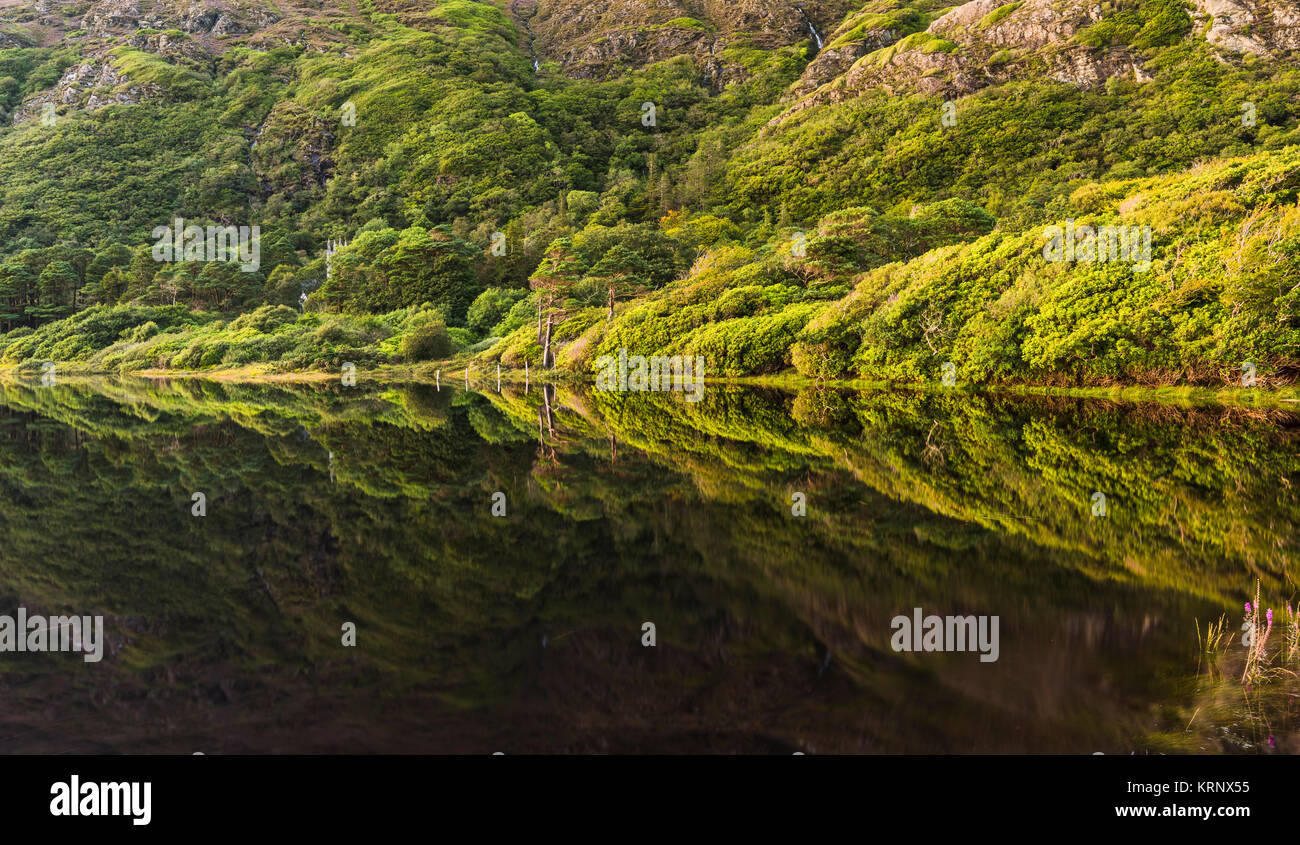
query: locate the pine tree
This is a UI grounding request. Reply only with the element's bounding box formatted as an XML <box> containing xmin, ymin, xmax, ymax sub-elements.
<box><xmin>588</xmin><ymin>244</ymin><xmax>651</xmax><ymax>320</ymax></box>
<box><xmin>529</xmin><ymin>237</ymin><xmax>586</xmax><ymax>367</ymax></box>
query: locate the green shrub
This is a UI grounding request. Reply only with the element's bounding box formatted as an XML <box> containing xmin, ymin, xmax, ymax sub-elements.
<box><xmin>229</xmin><ymin>305</ymin><xmax>299</xmax><ymax>334</ymax></box>
<box><xmin>491</xmin><ymin>296</ymin><xmax>538</xmax><ymax>337</ymax></box>
<box><xmin>400</xmin><ymin>316</ymin><xmax>454</xmax><ymax>362</ymax></box>
<box><xmin>467</xmin><ymin>288</ymin><xmax>526</xmax><ymax>335</ymax></box>
<box><xmin>468</xmin><ymin>336</ymin><xmax>503</xmax><ymax>354</ymax></box>
<box><xmin>674</xmin><ymin>303</ymin><xmax>822</xmax><ymax>376</ymax></box>
<box><xmin>124</xmin><ymin>321</ymin><xmax>159</xmax><ymax>343</ymax></box>
<box><xmin>447</xmin><ymin>326</ymin><xmax>476</xmax><ymax>350</ymax></box>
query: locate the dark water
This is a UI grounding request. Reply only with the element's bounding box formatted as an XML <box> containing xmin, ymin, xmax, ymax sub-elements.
<box><xmin>0</xmin><ymin>377</ymin><xmax>1296</xmax><ymax>754</ymax></box>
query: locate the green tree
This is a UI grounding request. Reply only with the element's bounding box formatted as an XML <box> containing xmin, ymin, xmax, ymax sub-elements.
<box><xmin>126</xmin><ymin>245</ymin><xmax>161</xmax><ymax>302</ymax></box>
<box><xmin>529</xmin><ymin>237</ymin><xmax>587</xmax><ymax>367</ymax></box>
<box><xmin>96</xmin><ymin>267</ymin><xmax>130</xmax><ymax>305</ymax></box>
<box><xmin>587</xmin><ymin>244</ymin><xmax>651</xmax><ymax>320</ymax></box>
<box><xmin>196</xmin><ymin>262</ymin><xmax>261</xmax><ymax>311</ymax></box>
<box><xmin>377</xmin><ymin>227</ymin><xmax>480</xmax><ymax>322</ymax></box>
<box><xmin>571</xmin><ymin>223</ymin><xmax>688</xmax><ymax>289</ymax></box>
<box><xmin>87</xmin><ymin>244</ymin><xmax>132</xmax><ymax>276</ymax></box>
<box><xmin>33</xmin><ymin>260</ymin><xmax>78</xmax><ymax>322</ymax></box>
<box><xmin>399</xmin><ymin>312</ymin><xmax>454</xmax><ymax>361</ymax></box>
<box><xmin>0</xmin><ymin>262</ymin><xmax>34</xmax><ymax>329</ymax></box>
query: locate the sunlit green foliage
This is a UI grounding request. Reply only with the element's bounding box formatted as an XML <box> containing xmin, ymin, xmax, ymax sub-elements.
<box><xmin>5</xmin><ymin>0</ymin><xmax>1300</xmax><ymax>389</ymax></box>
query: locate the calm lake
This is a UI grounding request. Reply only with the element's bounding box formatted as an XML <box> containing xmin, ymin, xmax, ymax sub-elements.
<box><xmin>0</xmin><ymin>377</ymin><xmax>1296</xmax><ymax>753</ymax></box>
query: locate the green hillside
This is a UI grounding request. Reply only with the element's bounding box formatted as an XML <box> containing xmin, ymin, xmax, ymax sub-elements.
<box><xmin>2</xmin><ymin>0</ymin><xmax>1299</xmax><ymax>389</ymax></box>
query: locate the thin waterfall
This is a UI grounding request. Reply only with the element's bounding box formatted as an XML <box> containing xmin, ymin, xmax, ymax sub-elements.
<box><xmin>796</xmin><ymin>5</ymin><xmax>823</xmax><ymax>50</ymax></box>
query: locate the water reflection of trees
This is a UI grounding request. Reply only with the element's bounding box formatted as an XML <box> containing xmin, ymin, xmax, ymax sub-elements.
<box><xmin>0</xmin><ymin>378</ymin><xmax>1294</xmax><ymax>753</ymax></box>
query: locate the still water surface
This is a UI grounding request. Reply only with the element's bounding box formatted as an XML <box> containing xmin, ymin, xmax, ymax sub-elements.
<box><xmin>0</xmin><ymin>377</ymin><xmax>1295</xmax><ymax>753</ymax></box>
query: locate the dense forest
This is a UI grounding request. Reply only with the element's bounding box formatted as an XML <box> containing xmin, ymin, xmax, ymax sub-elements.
<box><xmin>2</xmin><ymin>0</ymin><xmax>1300</xmax><ymax>388</ymax></box>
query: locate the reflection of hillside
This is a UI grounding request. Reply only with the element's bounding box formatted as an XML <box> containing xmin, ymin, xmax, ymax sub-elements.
<box><xmin>0</xmin><ymin>378</ymin><xmax>1293</xmax><ymax>752</ymax></box>
<box><xmin>513</xmin><ymin>385</ymin><xmax>1300</xmax><ymax>601</ymax></box>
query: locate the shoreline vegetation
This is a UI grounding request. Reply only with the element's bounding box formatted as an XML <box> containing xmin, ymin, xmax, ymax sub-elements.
<box><xmin>4</xmin><ymin>2</ymin><xmax>1300</xmax><ymax>409</ymax></box>
<box><xmin>6</xmin><ymin>142</ymin><xmax>1300</xmax><ymax>397</ymax></box>
<box><xmin>6</xmin><ymin>365</ymin><xmax>1299</xmax><ymax>410</ymax></box>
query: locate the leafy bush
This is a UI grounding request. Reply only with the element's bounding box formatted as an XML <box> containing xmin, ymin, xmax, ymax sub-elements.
<box><xmin>467</xmin><ymin>288</ymin><xmax>526</xmax><ymax>335</ymax></box>
<box><xmin>491</xmin><ymin>295</ymin><xmax>538</xmax><ymax>337</ymax></box>
<box><xmin>673</xmin><ymin>303</ymin><xmax>822</xmax><ymax>376</ymax></box>
<box><xmin>0</xmin><ymin>305</ymin><xmax>202</xmax><ymax>364</ymax></box>
<box><xmin>399</xmin><ymin>315</ymin><xmax>454</xmax><ymax>362</ymax></box>
<box><xmin>229</xmin><ymin>305</ymin><xmax>299</xmax><ymax>334</ymax></box>
<box><xmin>125</xmin><ymin>321</ymin><xmax>159</xmax><ymax>343</ymax></box>
<box><xmin>468</xmin><ymin>336</ymin><xmax>503</xmax><ymax>354</ymax></box>
<box><xmin>447</xmin><ymin>326</ymin><xmax>476</xmax><ymax>350</ymax></box>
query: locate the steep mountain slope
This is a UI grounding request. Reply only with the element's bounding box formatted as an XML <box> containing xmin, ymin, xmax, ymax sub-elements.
<box><xmin>1</xmin><ymin>1</ymin><xmax>1300</xmax><ymax>388</ymax></box>
<box><xmin>787</xmin><ymin>0</ymin><xmax>1300</xmax><ymax>113</ymax></box>
<box><xmin>517</xmin><ymin>0</ymin><xmax>855</xmax><ymax>85</ymax></box>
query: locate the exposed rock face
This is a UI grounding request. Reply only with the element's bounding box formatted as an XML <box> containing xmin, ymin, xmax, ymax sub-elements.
<box><xmin>8</xmin><ymin>13</ymin><xmax>216</xmax><ymax>124</ymax></box>
<box><xmin>897</xmin><ymin>0</ymin><xmax>1131</xmax><ymax>93</ymax></box>
<box><xmin>929</xmin><ymin>0</ymin><xmax>1002</xmax><ymax>32</ymax></box>
<box><xmin>1192</xmin><ymin>0</ymin><xmax>1300</xmax><ymax>55</ymax></box>
<box><xmin>791</xmin><ymin>27</ymin><xmax>903</xmax><ymax>96</ymax></box>
<box><xmin>82</xmin><ymin>0</ymin><xmax>147</xmax><ymax>35</ymax></box>
<box><xmin>250</xmin><ymin>101</ymin><xmax>337</xmax><ymax>195</ymax></box>
<box><xmin>1199</xmin><ymin>0</ymin><xmax>1268</xmax><ymax>53</ymax></box>
<box><xmin>521</xmin><ymin>0</ymin><xmax>856</xmax><ymax>86</ymax></box>
<box><xmin>3</xmin><ymin>0</ymin><xmax>312</xmax><ymax>122</ymax></box>
<box><xmin>932</xmin><ymin>0</ymin><xmax>1087</xmax><ymax>49</ymax></box>
<box><xmin>0</xmin><ymin>29</ymin><xmax>34</xmax><ymax>49</ymax></box>
<box><xmin>13</xmin><ymin>61</ymin><xmax>163</xmax><ymax>124</ymax></box>
<box><xmin>126</xmin><ymin>28</ymin><xmax>210</xmax><ymax>61</ymax></box>
<box><xmin>771</xmin><ymin>0</ymin><xmax>1138</xmax><ymax>127</ymax></box>
<box><xmin>82</xmin><ymin>0</ymin><xmax>280</xmax><ymax>38</ymax></box>
<box><xmin>773</xmin><ymin>0</ymin><xmax>1300</xmax><ymax>130</ymax></box>
<box><xmin>6</xmin><ymin>0</ymin><xmax>1300</xmax><ymax>127</ymax></box>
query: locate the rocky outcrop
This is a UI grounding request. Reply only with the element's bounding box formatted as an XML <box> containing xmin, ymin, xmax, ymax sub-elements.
<box><xmin>126</xmin><ymin>28</ymin><xmax>210</xmax><ymax>61</ymax></box>
<box><xmin>931</xmin><ymin>0</ymin><xmax>1083</xmax><ymax>49</ymax></box>
<box><xmin>0</xmin><ymin>0</ymin><xmax>376</xmax><ymax>128</ymax></box>
<box><xmin>776</xmin><ymin>0</ymin><xmax>1300</xmax><ymax>129</ymax></box>
<box><xmin>772</xmin><ymin>0</ymin><xmax>1148</xmax><ymax>125</ymax></box>
<box><xmin>789</xmin><ymin>8</ymin><xmax>916</xmax><ymax>98</ymax></box>
<box><xmin>81</xmin><ymin>0</ymin><xmax>280</xmax><ymax>39</ymax></box>
<box><xmin>82</xmin><ymin>0</ymin><xmax>146</xmax><ymax>35</ymax></box>
<box><xmin>250</xmin><ymin>101</ymin><xmax>337</xmax><ymax>197</ymax></box>
<box><xmin>9</xmin><ymin>0</ymin><xmax>1300</xmax><ymax>128</ymax></box>
<box><xmin>1192</xmin><ymin>0</ymin><xmax>1300</xmax><ymax>56</ymax></box>
<box><xmin>891</xmin><ymin>0</ymin><xmax>1135</xmax><ymax>93</ymax></box>
<box><xmin>12</xmin><ymin>61</ymin><xmax>164</xmax><ymax>124</ymax></box>
<box><xmin>789</xmin><ymin>0</ymin><xmax>1300</xmax><ymax>118</ymax></box>
<box><xmin>0</xmin><ymin>27</ymin><xmax>36</xmax><ymax>49</ymax></box>
<box><xmin>522</xmin><ymin>0</ymin><xmax>857</xmax><ymax>86</ymax></box>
